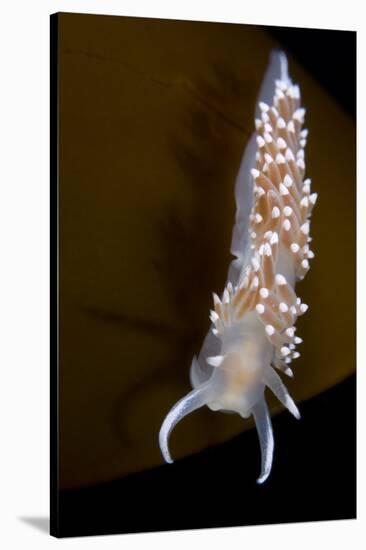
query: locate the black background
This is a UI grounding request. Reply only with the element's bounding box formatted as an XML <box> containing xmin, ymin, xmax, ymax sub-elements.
<box><xmin>51</xmin><ymin>18</ymin><xmax>356</xmax><ymax>537</ymax></box>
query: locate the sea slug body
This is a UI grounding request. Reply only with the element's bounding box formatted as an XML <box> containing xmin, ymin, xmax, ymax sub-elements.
<box><xmin>159</xmin><ymin>51</ymin><xmax>317</xmax><ymax>484</ymax></box>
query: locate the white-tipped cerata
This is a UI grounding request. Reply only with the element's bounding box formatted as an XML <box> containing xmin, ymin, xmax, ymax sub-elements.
<box><xmin>207</xmin><ymin>355</ymin><xmax>224</xmax><ymax>368</ymax></box>
<box><xmin>263</xmin><ymin>367</ymin><xmax>301</xmax><ymax>420</ymax></box>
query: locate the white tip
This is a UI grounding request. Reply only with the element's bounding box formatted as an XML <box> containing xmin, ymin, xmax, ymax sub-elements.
<box><xmin>300</xmin><ymin>303</ymin><xmax>309</xmax><ymax>313</ymax></box>
<box><xmin>251</xmin><ymin>256</ymin><xmax>260</xmax><ymax>272</ymax></box>
<box><xmin>255</xmin><ymin>119</ymin><xmax>263</xmax><ymax>130</ymax></box>
<box><xmin>223</xmin><ymin>288</ymin><xmax>230</xmax><ymax>304</ymax></box>
<box><xmin>284</xmin><ymin>206</ymin><xmax>292</xmax><ymax>217</ymax></box>
<box><xmin>275</xmin><ymin>79</ymin><xmax>287</xmax><ymax>91</ymax></box>
<box><xmin>284</xmin><ymin>174</ymin><xmax>293</xmax><ymax>188</ymax></box>
<box><xmin>281</xmin><ymin>346</ymin><xmax>291</xmax><ymax>357</ymax></box>
<box><xmin>210</xmin><ymin>310</ymin><xmax>219</xmax><ymax>322</ymax></box>
<box><xmin>259</xmin><ymin>101</ymin><xmax>269</xmax><ymax>112</ymax></box>
<box><xmin>277</xmin><ymin>137</ymin><xmax>287</xmax><ymax>150</ymax></box>
<box><xmin>287</xmin><ymin>120</ymin><xmax>295</xmax><ymax>133</ymax></box>
<box><xmin>285</xmin><ymin>148</ymin><xmax>295</xmax><ymax>162</ymax></box>
<box><xmin>264</xmin><ymin>243</ymin><xmax>272</xmax><ymax>256</ymax></box>
<box><xmin>282</xmin><ymin>219</ymin><xmax>291</xmax><ymax>231</ymax></box>
<box><xmin>296</xmin><ymin>158</ymin><xmax>305</xmax><ymax>170</ymax></box>
<box><xmin>251</xmin><ymin>168</ymin><xmax>260</xmax><ymax>179</ymax></box>
<box><xmin>290</xmin><ymin>242</ymin><xmax>300</xmax><ymax>253</ymax></box>
<box><xmin>309</xmin><ymin>193</ymin><xmax>318</xmax><ymax>205</ymax></box>
<box><xmin>264</xmin><ymin>153</ymin><xmax>273</xmax><ymax>164</ymax></box>
<box><xmin>285</xmin><ymin>368</ymin><xmax>294</xmax><ymax>378</ymax></box>
<box><xmin>270</xmin><ymin>232</ymin><xmax>279</xmax><ymax>245</ymax></box>
<box><xmin>286</xmin><ymin>327</ymin><xmax>295</xmax><ymax>338</ymax></box>
<box><xmin>264</xmin><ymin>123</ymin><xmax>272</xmax><ymax>133</ymax></box>
<box><xmin>272</xmin><ymin>206</ymin><xmax>280</xmax><ymax>219</ymax></box>
<box><xmin>260</xmin><ymin>287</ymin><xmax>269</xmax><ymax>299</ymax></box>
<box><xmin>265</xmin><ymin>324</ymin><xmax>275</xmax><ymax>336</ymax></box>
<box><xmin>300</xmin><ymin>197</ymin><xmax>309</xmax><ymax>208</ymax></box>
<box><xmin>277</xmin><ymin>117</ymin><xmax>286</xmax><ymax>129</ymax></box>
<box><xmin>301</xmin><ymin>259</ymin><xmax>310</xmax><ymax>270</ymax></box>
<box><xmin>256</xmin><ymin>303</ymin><xmax>265</xmax><ymax>315</ymax></box>
<box><xmin>207</xmin><ymin>355</ymin><xmax>224</xmax><ymax>368</ymax></box>
<box><xmin>212</xmin><ymin>293</ymin><xmax>221</xmax><ymax>306</ymax></box>
<box><xmin>279</xmin><ymin>302</ymin><xmax>289</xmax><ymax>313</ymax></box>
<box><xmin>251</xmin><ymin>276</ymin><xmax>259</xmax><ymax>289</ymax></box>
<box><xmin>300</xmin><ymin>222</ymin><xmax>310</xmax><ymax>235</ymax></box>
<box><xmin>292</xmin><ymin>85</ymin><xmax>300</xmax><ymax>99</ymax></box>
<box><xmin>290</xmin><ymin>305</ymin><xmax>297</xmax><ymax>315</ymax></box>
<box><xmin>294</xmin><ymin>337</ymin><xmax>303</xmax><ymax>344</ymax></box>
<box><xmin>264</xmin><ymin>133</ymin><xmax>273</xmax><ymax>144</ymax></box>
<box><xmin>276</xmin><ymin>153</ymin><xmax>286</xmax><ymax>164</ymax></box>
<box><xmin>293</xmin><ymin>352</ymin><xmax>300</xmax><ymax>359</ymax></box>
<box><xmin>300</xmin><ymin>129</ymin><xmax>309</xmax><ymax>138</ymax></box>
<box><xmin>280</xmin><ymin>183</ymin><xmax>289</xmax><ymax>196</ymax></box>
<box><xmin>275</xmin><ymin>274</ymin><xmax>287</xmax><ymax>286</ymax></box>
<box><xmin>255</xmin><ymin>213</ymin><xmax>263</xmax><ymax>224</ymax></box>
<box><xmin>293</xmin><ymin>108</ymin><xmax>305</xmax><ymax>122</ymax></box>
<box><xmin>257</xmin><ymin>135</ymin><xmax>265</xmax><ymax>148</ymax></box>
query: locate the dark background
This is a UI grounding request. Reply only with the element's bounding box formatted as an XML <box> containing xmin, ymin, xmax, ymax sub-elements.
<box><xmin>269</xmin><ymin>26</ymin><xmax>356</xmax><ymax>119</ymax></box>
<box><xmin>59</xmin><ymin>375</ymin><xmax>356</xmax><ymax>536</ymax></box>
<box><xmin>51</xmin><ymin>15</ymin><xmax>356</xmax><ymax>537</ymax></box>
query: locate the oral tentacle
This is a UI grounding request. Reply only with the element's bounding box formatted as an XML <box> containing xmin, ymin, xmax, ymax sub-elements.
<box><xmin>252</xmin><ymin>396</ymin><xmax>274</xmax><ymax>484</ymax></box>
<box><xmin>159</xmin><ymin>383</ymin><xmax>212</xmax><ymax>464</ymax></box>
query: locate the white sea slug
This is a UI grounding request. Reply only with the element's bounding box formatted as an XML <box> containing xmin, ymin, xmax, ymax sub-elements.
<box><xmin>159</xmin><ymin>51</ymin><xmax>317</xmax><ymax>483</ymax></box>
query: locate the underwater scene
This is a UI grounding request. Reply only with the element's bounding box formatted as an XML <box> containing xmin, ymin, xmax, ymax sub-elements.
<box><xmin>51</xmin><ymin>12</ymin><xmax>356</xmax><ymax>538</ymax></box>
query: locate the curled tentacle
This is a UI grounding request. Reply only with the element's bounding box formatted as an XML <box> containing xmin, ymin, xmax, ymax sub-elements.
<box><xmin>159</xmin><ymin>383</ymin><xmax>212</xmax><ymax>464</ymax></box>
<box><xmin>252</xmin><ymin>396</ymin><xmax>274</xmax><ymax>484</ymax></box>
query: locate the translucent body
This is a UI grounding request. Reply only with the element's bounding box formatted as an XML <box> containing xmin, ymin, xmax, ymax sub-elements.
<box><xmin>159</xmin><ymin>50</ymin><xmax>313</xmax><ymax>483</ymax></box>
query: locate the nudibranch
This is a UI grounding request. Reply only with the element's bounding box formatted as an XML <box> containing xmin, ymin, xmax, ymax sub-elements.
<box><xmin>159</xmin><ymin>51</ymin><xmax>317</xmax><ymax>483</ymax></box>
